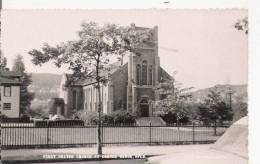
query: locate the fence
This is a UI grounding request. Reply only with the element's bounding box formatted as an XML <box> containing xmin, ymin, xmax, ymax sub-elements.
<box><xmin>1</xmin><ymin>123</ymin><xmax>229</xmax><ymax>149</ymax></box>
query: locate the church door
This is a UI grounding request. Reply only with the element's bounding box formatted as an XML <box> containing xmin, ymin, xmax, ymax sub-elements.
<box><xmin>139</xmin><ymin>98</ymin><xmax>149</xmax><ymax>117</ymax></box>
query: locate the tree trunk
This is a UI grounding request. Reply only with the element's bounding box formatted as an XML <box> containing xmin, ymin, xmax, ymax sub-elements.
<box><xmin>214</xmin><ymin>121</ymin><xmax>217</xmax><ymax>136</ymax></box>
<box><xmin>96</xmin><ymin>59</ymin><xmax>102</xmax><ymax>156</ymax></box>
<box><xmin>97</xmin><ymin>82</ymin><xmax>102</xmax><ymax>155</ymax></box>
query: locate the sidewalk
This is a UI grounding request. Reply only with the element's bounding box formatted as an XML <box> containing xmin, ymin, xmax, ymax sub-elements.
<box><xmin>2</xmin><ymin>144</ymin><xmax>211</xmax><ymax>163</ymax></box>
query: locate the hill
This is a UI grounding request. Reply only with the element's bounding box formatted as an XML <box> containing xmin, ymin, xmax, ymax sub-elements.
<box><xmin>191</xmin><ymin>84</ymin><xmax>247</xmax><ymax>103</ymax></box>
<box><xmin>29</xmin><ymin>73</ymin><xmax>62</xmax><ymax>102</ymax></box>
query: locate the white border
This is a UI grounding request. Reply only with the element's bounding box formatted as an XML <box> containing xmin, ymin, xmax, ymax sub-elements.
<box><xmin>2</xmin><ymin>0</ymin><xmax>260</xmax><ymax>164</ymax></box>
<box><xmin>3</xmin><ymin>0</ymin><xmax>247</xmax><ymax>9</ymax></box>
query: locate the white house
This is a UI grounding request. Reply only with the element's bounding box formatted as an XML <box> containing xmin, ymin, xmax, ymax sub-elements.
<box><xmin>0</xmin><ymin>71</ymin><xmax>21</xmax><ymax>118</ymax></box>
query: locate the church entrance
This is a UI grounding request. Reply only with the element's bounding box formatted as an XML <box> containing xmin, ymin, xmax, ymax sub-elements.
<box><xmin>139</xmin><ymin>98</ymin><xmax>149</xmax><ymax>117</ymax></box>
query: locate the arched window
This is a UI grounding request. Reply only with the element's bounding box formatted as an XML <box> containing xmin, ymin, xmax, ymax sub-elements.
<box><xmin>149</xmin><ymin>65</ymin><xmax>153</xmax><ymax>85</ymax></box>
<box><xmin>142</xmin><ymin>60</ymin><xmax>148</xmax><ymax>85</ymax></box>
<box><xmin>136</xmin><ymin>64</ymin><xmax>141</xmax><ymax>85</ymax></box>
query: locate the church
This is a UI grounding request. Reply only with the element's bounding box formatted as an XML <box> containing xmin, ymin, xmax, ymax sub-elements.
<box><xmin>59</xmin><ymin>25</ymin><xmax>171</xmax><ymax>117</ymax></box>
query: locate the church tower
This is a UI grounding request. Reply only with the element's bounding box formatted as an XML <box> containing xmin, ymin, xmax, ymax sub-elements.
<box><xmin>127</xmin><ymin>25</ymin><xmax>160</xmax><ymax>117</ymax></box>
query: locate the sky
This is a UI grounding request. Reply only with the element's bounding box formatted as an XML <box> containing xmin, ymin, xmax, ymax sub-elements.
<box><xmin>1</xmin><ymin>9</ymin><xmax>248</xmax><ymax>89</ymax></box>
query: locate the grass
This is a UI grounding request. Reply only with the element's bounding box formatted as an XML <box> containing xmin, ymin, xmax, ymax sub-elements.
<box><xmin>1</xmin><ymin>125</ymin><xmax>226</xmax><ymax>148</ymax></box>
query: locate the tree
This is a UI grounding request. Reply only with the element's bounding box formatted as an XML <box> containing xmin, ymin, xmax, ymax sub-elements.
<box><xmin>234</xmin><ymin>17</ymin><xmax>248</xmax><ymax>35</ymax></box>
<box><xmin>0</xmin><ymin>50</ymin><xmax>7</xmax><ymax>70</ymax></box>
<box><xmin>28</xmin><ymin>22</ymin><xmax>151</xmax><ymax>155</ymax></box>
<box><xmin>232</xmin><ymin>94</ymin><xmax>248</xmax><ymax>121</ymax></box>
<box><xmin>153</xmin><ymin>72</ymin><xmax>194</xmax><ymax>124</ymax></box>
<box><xmin>198</xmin><ymin>89</ymin><xmax>233</xmax><ymax>130</ymax></box>
<box><xmin>12</xmin><ymin>55</ymin><xmax>25</xmax><ymax>73</ymax></box>
<box><xmin>12</xmin><ymin>54</ymin><xmax>35</xmax><ymax>115</ymax></box>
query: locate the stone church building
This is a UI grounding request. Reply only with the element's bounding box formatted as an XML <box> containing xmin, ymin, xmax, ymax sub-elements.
<box><xmin>59</xmin><ymin>25</ymin><xmax>171</xmax><ymax>117</ymax></box>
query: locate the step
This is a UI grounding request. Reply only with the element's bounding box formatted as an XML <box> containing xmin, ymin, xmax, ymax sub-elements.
<box><xmin>136</xmin><ymin>117</ymin><xmax>166</xmax><ymax>126</ymax></box>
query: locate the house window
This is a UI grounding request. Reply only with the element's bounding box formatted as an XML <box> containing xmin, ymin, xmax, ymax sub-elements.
<box><xmin>149</xmin><ymin>65</ymin><xmax>153</xmax><ymax>85</ymax></box>
<box><xmin>72</xmin><ymin>90</ymin><xmax>77</xmax><ymax>110</ymax></box>
<box><xmin>142</xmin><ymin>60</ymin><xmax>147</xmax><ymax>85</ymax></box>
<box><xmin>4</xmin><ymin>86</ymin><xmax>11</xmax><ymax>97</ymax></box>
<box><xmin>136</xmin><ymin>64</ymin><xmax>141</xmax><ymax>85</ymax></box>
<box><xmin>3</xmin><ymin>103</ymin><xmax>11</xmax><ymax>110</ymax></box>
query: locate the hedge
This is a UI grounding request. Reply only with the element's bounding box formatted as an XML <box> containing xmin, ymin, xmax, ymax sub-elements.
<box><xmin>1</xmin><ymin>116</ymin><xmax>31</xmax><ymax>123</ymax></box>
<box><xmin>34</xmin><ymin>119</ymin><xmax>84</xmax><ymax>127</ymax></box>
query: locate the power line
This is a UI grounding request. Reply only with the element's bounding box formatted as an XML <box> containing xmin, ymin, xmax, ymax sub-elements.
<box><xmin>159</xmin><ymin>46</ymin><xmax>179</xmax><ymax>53</ymax></box>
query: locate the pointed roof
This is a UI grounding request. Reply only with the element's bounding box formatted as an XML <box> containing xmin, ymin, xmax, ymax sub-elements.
<box><xmin>0</xmin><ymin>70</ymin><xmax>21</xmax><ymax>77</ymax></box>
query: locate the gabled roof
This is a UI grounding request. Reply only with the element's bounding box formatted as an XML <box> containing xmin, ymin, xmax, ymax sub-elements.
<box><xmin>0</xmin><ymin>70</ymin><xmax>22</xmax><ymax>77</ymax></box>
<box><xmin>0</xmin><ymin>77</ymin><xmax>21</xmax><ymax>85</ymax></box>
<box><xmin>0</xmin><ymin>71</ymin><xmax>21</xmax><ymax>85</ymax></box>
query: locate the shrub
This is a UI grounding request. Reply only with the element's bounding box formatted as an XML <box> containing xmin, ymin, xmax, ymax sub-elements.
<box><xmin>102</xmin><ymin>114</ymin><xmax>114</xmax><ymax>124</ymax></box>
<box><xmin>75</xmin><ymin>111</ymin><xmax>99</xmax><ymax>125</ymax></box>
<box><xmin>75</xmin><ymin>110</ymin><xmax>136</xmax><ymax>125</ymax></box>
<box><xmin>159</xmin><ymin>111</ymin><xmax>190</xmax><ymax>124</ymax></box>
<box><xmin>0</xmin><ymin>114</ymin><xmax>8</xmax><ymax>122</ymax></box>
<box><xmin>34</xmin><ymin>119</ymin><xmax>84</xmax><ymax>127</ymax></box>
<box><xmin>20</xmin><ymin>114</ymin><xmax>31</xmax><ymax>122</ymax></box>
<box><xmin>1</xmin><ymin>115</ymin><xmax>31</xmax><ymax>123</ymax></box>
<box><xmin>110</xmin><ymin>111</ymin><xmax>136</xmax><ymax>124</ymax></box>
<box><xmin>160</xmin><ymin>111</ymin><xmax>177</xmax><ymax>123</ymax></box>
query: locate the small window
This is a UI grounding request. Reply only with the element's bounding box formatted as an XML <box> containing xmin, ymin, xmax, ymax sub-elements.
<box><xmin>4</xmin><ymin>86</ymin><xmax>11</xmax><ymax>97</ymax></box>
<box><xmin>3</xmin><ymin>103</ymin><xmax>11</xmax><ymax>110</ymax></box>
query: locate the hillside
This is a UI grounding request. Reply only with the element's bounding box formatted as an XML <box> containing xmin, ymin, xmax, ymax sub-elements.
<box><xmin>191</xmin><ymin>84</ymin><xmax>247</xmax><ymax>103</ymax></box>
<box><xmin>29</xmin><ymin>73</ymin><xmax>62</xmax><ymax>102</ymax></box>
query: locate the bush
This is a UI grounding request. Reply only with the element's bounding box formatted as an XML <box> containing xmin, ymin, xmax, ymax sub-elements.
<box><xmin>160</xmin><ymin>111</ymin><xmax>177</xmax><ymax>123</ymax></box>
<box><xmin>1</xmin><ymin>115</ymin><xmax>31</xmax><ymax>123</ymax></box>
<box><xmin>34</xmin><ymin>119</ymin><xmax>84</xmax><ymax>127</ymax></box>
<box><xmin>75</xmin><ymin>110</ymin><xmax>136</xmax><ymax>125</ymax></box>
<box><xmin>0</xmin><ymin>114</ymin><xmax>8</xmax><ymax>122</ymax></box>
<box><xmin>102</xmin><ymin>114</ymin><xmax>114</xmax><ymax>124</ymax></box>
<box><xmin>20</xmin><ymin>115</ymin><xmax>31</xmax><ymax>122</ymax></box>
<box><xmin>111</xmin><ymin>111</ymin><xmax>136</xmax><ymax>124</ymax></box>
<box><xmin>160</xmin><ymin>111</ymin><xmax>190</xmax><ymax>124</ymax></box>
<box><xmin>74</xmin><ymin>111</ymin><xmax>99</xmax><ymax>125</ymax></box>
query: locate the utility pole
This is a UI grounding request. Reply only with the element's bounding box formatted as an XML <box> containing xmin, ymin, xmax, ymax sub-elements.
<box><xmin>227</xmin><ymin>87</ymin><xmax>233</xmax><ymax>110</ymax></box>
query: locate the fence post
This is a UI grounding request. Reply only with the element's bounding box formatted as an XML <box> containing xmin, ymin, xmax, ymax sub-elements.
<box><xmin>177</xmin><ymin>124</ymin><xmax>180</xmax><ymax>142</ymax></box>
<box><xmin>101</xmin><ymin>121</ymin><xmax>103</xmax><ymax>144</ymax></box>
<box><xmin>47</xmin><ymin>121</ymin><xmax>50</xmax><ymax>146</ymax></box>
<box><xmin>149</xmin><ymin>122</ymin><xmax>152</xmax><ymax>145</ymax></box>
<box><xmin>192</xmin><ymin>123</ymin><xmax>195</xmax><ymax>144</ymax></box>
<box><xmin>214</xmin><ymin>122</ymin><xmax>217</xmax><ymax>136</ymax></box>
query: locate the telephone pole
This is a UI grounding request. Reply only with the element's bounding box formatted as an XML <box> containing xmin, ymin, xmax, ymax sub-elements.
<box><xmin>227</xmin><ymin>87</ymin><xmax>233</xmax><ymax>110</ymax></box>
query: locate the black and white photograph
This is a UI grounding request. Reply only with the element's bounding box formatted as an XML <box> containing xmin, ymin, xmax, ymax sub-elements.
<box><xmin>0</xmin><ymin>1</ymin><xmax>253</xmax><ymax>164</ymax></box>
